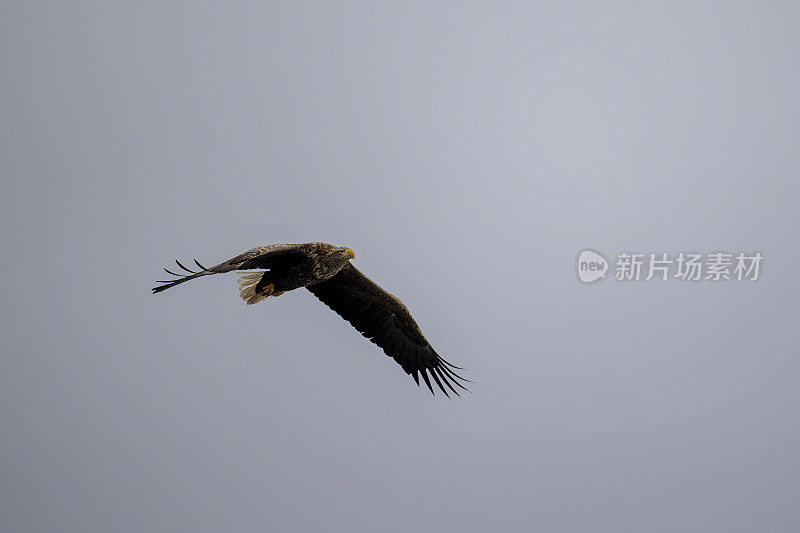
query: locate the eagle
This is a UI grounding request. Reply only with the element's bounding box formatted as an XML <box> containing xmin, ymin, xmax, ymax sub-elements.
<box><xmin>152</xmin><ymin>243</ymin><xmax>469</xmax><ymax>397</ymax></box>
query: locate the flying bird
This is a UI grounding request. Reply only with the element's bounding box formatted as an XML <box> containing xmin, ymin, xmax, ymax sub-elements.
<box><xmin>152</xmin><ymin>243</ymin><xmax>469</xmax><ymax>396</ymax></box>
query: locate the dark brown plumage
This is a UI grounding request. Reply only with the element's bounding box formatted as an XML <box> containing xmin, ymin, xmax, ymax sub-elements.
<box><xmin>152</xmin><ymin>242</ymin><xmax>470</xmax><ymax>396</ymax></box>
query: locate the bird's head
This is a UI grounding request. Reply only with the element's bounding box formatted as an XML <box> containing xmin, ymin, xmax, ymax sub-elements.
<box><xmin>337</xmin><ymin>247</ymin><xmax>356</xmax><ymax>260</ymax></box>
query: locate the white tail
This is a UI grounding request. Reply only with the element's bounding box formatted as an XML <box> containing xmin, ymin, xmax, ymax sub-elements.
<box><xmin>237</xmin><ymin>272</ymin><xmax>269</xmax><ymax>305</ymax></box>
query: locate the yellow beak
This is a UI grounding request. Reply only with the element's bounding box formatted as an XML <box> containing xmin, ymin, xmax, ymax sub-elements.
<box><xmin>347</xmin><ymin>249</ymin><xmax>355</xmax><ymax>259</ymax></box>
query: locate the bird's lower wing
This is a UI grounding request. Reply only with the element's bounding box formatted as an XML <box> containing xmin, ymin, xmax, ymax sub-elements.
<box><xmin>306</xmin><ymin>264</ymin><xmax>470</xmax><ymax>396</ymax></box>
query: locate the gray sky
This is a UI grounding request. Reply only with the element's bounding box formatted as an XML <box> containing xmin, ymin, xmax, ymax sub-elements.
<box><xmin>1</xmin><ymin>2</ymin><xmax>799</xmax><ymax>532</ymax></box>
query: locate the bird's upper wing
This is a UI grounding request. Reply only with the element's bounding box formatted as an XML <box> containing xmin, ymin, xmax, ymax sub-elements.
<box><xmin>152</xmin><ymin>244</ymin><xmax>307</xmax><ymax>293</ymax></box>
<box><xmin>306</xmin><ymin>263</ymin><xmax>470</xmax><ymax>396</ymax></box>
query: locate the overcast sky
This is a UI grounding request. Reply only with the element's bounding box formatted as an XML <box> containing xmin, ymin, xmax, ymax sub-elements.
<box><xmin>1</xmin><ymin>2</ymin><xmax>799</xmax><ymax>532</ymax></box>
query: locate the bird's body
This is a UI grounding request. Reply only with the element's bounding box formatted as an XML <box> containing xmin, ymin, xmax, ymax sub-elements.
<box><xmin>153</xmin><ymin>242</ymin><xmax>469</xmax><ymax>396</ymax></box>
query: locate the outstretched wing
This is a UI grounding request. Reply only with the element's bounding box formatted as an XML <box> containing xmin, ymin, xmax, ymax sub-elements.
<box><xmin>306</xmin><ymin>263</ymin><xmax>470</xmax><ymax>397</ymax></box>
<box><xmin>152</xmin><ymin>244</ymin><xmax>307</xmax><ymax>293</ymax></box>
